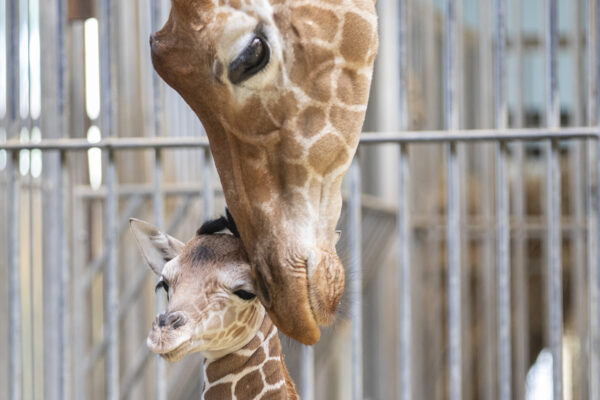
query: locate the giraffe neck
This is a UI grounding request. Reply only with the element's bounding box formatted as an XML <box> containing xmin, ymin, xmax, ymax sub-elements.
<box><xmin>202</xmin><ymin>314</ymin><xmax>298</xmax><ymax>400</ymax></box>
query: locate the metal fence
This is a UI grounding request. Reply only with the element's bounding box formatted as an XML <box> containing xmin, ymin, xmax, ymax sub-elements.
<box><xmin>1</xmin><ymin>0</ymin><xmax>600</xmax><ymax>400</ymax></box>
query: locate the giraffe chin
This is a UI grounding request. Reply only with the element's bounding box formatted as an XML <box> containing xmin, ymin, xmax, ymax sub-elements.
<box><xmin>147</xmin><ymin>332</ymin><xmax>193</xmax><ymax>363</ymax></box>
<box><xmin>306</xmin><ymin>249</ymin><xmax>345</xmax><ymax>326</ymax></box>
<box><xmin>255</xmin><ymin>248</ymin><xmax>344</xmax><ymax>346</ymax></box>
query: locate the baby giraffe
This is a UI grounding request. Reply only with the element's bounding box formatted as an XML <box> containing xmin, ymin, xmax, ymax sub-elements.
<box><xmin>130</xmin><ymin>213</ymin><xmax>298</xmax><ymax>400</ymax></box>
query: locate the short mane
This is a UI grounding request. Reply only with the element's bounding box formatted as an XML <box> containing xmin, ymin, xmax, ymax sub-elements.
<box><xmin>197</xmin><ymin>208</ymin><xmax>240</xmax><ymax>238</ymax></box>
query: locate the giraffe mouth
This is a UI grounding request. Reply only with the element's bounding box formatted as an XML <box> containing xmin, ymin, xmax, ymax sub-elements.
<box><xmin>252</xmin><ymin>248</ymin><xmax>344</xmax><ymax>345</ymax></box>
<box><xmin>160</xmin><ymin>342</ymin><xmax>191</xmax><ymax>363</ymax></box>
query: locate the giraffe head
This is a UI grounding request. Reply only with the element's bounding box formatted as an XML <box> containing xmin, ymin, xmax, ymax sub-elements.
<box><xmin>130</xmin><ymin>217</ymin><xmax>265</xmax><ymax>361</ymax></box>
<box><xmin>150</xmin><ymin>0</ymin><xmax>378</xmax><ymax>344</ymax></box>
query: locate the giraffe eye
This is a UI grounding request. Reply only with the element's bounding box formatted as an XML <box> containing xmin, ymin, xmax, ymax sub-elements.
<box><xmin>233</xmin><ymin>289</ymin><xmax>256</xmax><ymax>301</ymax></box>
<box><xmin>228</xmin><ymin>34</ymin><xmax>270</xmax><ymax>85</ymax></box>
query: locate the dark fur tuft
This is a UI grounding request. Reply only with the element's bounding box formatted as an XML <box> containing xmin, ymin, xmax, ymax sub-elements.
<box><xmin>197</xmin><ymin>208</ymin><xmax>240</xmax><ymax>238</ymax></box>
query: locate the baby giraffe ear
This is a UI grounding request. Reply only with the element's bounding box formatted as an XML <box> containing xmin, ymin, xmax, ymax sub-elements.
<box><xmin>129</xmin><ymin>218</ymin><xmax>185</xmax><ymax>276</ymax></box>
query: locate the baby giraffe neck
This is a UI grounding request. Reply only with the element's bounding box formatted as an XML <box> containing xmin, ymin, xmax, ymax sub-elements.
<box><xmin>202</xmin><ymin>315</ymin><xmax>298</xmax><ymax>400</ymax></box>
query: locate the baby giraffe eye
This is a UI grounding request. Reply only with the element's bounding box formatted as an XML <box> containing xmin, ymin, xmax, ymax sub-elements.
<box><xmin>233</xmin><ymin>289</ymin><xmax>256</xmax><ymax>301</ymax></box>
<box><xmin>228</xmin><ymin>33</ymin><xmax>270</xmax><ymax>85</ymax></box>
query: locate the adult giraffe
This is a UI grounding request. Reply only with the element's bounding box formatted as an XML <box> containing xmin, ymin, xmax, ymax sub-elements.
<box><xmin>150</xmin><ymin>0</ymin><xmax>378</xmax><ymax>345</ymax></box>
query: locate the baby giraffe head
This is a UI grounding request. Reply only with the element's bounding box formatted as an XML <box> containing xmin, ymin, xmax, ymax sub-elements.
<box><xmin>129</xmin><ymin>215</ymin><xmax>265</xmax><ymax>362</ymax></box>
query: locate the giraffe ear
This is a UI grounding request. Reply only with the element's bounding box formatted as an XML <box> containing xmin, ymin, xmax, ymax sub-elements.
<box><xmin>129</xmin><ymin>218</ymin><xmax>185</xmax><ymax>276</ymax></box>
<box><xmin>334</xmin><ymin>230</ymin><xmax>342</xmax><ymax>245</ymax></box>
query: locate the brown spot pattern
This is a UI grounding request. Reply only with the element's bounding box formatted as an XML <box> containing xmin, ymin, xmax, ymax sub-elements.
<box><xmin>337</xmin><ymin>68</ymin><xmax>370</xmax><ymax>105</ymax></box>
<box><xmin>329</xmin><ymin>105</ymin><xmax>365</xmax><ymax>148</ymax></box>
<box><xmin>282</xmin><ymin>162</ymin><xmax>309</xmax><ymax>187</ymax></box>
<box><xmin>247</xmin><ymin>346</ymin><xmax>266</xmax><ymax>367</ymax></box>
<box><xmin>290</xmin><ymin>6</ymin><xmax>339</xmax><ymax>42</ymax></box>
<box><xmin>308</xmin><ymin>134</ymin><xmax>349</xmax><ymax>175</ymax></box>
<box><xmin>204</xmin><ymin>382</ymin><xmax>232</xmax><ymax>400</ymax></box>
<box><xmin>279</xmin><ymin>135</ymin><xmax>304</xmax><ymax>160</ymax></box>
<box><xmin>261</xmin><ymin>387</ymin><xmax>287</xmax><ymax>399</ymax></box>
<box><xmin>340</xmin><ymin>12</ymin><xmax>373</xmax><ymax>63</ymax></box>
<box><xmin>297</xmin><ymin>106</ymin><xmax>326</xmax><ymax>138</ymax></box>
<box><xmin>264</xmin><ymin>359</ymin><xmax>283</xmax><ymax>385</ymax></box>
<box><xmin>206</xmin><ymin>353</ymin><xmax>248</xmax><ymax>382</ymax></box>
<box><xmin>234</xmin><ymin>369</ymin><xmax>263</xmax><ymax>399</ymax></box>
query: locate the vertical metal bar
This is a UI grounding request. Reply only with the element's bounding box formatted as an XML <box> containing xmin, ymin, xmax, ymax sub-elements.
<box><xmin>591</xmin><ymin>2</ymin><xmax>600</xmax><ymax>399</ymax></box>
<box><xmin>546</xmin><ymin>0</ymin><xmax>563</xmax><ymax>399</ymax></box>
<box><xmin>100</xmin><ymin>0</ymin><xmax>118</xmax><ymax>398</ymax></box>
<box><xmin>8</xmin><ymin>150</ymin><xmax>22</xmax><ymax>400</ymax></box>
<box><xmin>496</xmin><ymin>141</ymin><xmax>511</xmax><ymax>400</ymax></box>
<box><xmin>56</xmin><ymin>0</ymin><xmax>70</xmax><ymax>397</ymax></box>
<box><xmin>397</xmin><ymin>0</ymin><xmax>411</xmax><ymax>397</ymax></box>
<box><xmin>104</xmin><ymin>148</ymin><xmax>119</xmax><ymax>400</ymax></box>
<box><xmin>150</xmin><ymin>0</ymin><xmax>167</xmax><ymax>398</ymax></box>
<box><xmin>348</xmin><ymin>158</ymin><xmax>362</xmax><ymax>400</ymax></box>
<box><xmin>7</xmin><ymin>0</ymin><xmax>21</xmax><ymax>398</ymax></box>
<box><xmin>300</xmin><ymin>345</ymin><xmax>315</xmax><ymax>400</ymax></box>
<box><xmin>152</xmin><ymin>149</ymin><xmax>166</xmax><ymax>400</ymax></box>
<box><xmin>444</xmin><ymin>1</ymin><xmax>461</xmax><ymax>399</ymax></box>
<box><xmin>570</xmin><ymin>2</ymin><xmax>587</xmax><ymax>395</ymax></box>
<box><xmin>59</xmin><ymin>150</ymin><xmax>70</xmax><ymax>400</ymax></box>
<box><xmin>494</xmin><ymin>1</ymin><xmax>511</xmax><ymax>399</ymax></box>
<box><xmin>511</xmin><ymin>2</ymin><xmax>528</xmax><ymax>398</ymax></box>
<box><xmin>397</xmin><ymin>144</ymin><xmax>411</xmax><ymax>400</ymax></box>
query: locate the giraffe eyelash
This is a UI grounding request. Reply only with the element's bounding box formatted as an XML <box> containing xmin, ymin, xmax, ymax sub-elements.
<box><xmin>233</xmin><ymin>289</ymin><xmax>256</xmax><ymax>301</ymax></box>
<box><xmin>155</xmin><ymin>279</ymin><xmax>170</xmax><ymax>300</ymax></box>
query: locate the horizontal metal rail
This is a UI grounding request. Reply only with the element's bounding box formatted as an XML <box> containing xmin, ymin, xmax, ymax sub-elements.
<box><xmin>0</xmin><ymin>127</ymin><xmax>598</xmax><ymax>151</ymax></box>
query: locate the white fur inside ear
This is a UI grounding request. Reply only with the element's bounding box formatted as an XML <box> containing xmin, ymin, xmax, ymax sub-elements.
<box><xmin>129</xmin><ymin>218</ymin><xmax>184</xmax><ymax>276</ymax></box>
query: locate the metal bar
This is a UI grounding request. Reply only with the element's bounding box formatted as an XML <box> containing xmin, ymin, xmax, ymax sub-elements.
<box><xmin>59</xmin><ymin>150</ymin><xmax>71</xmax><ymax>400</ymax></box>
<box><xmin>348</xmin><ymin>158</ymin><xmax>363</xmax><ymax>400</ymax></box>
<box><xmin>104</xmin><ymin>148</ymin><xmax>119</xmax><ymax>400</ymax></box>
<box><xmin>494</xmin><ymin>1</ymin><xmax>511</xmax><ymax>399</ymax></box>
<box><xmin>0</xmin><ymin>135</ymin><xmax>210</xmax><ymax>150</ymax></box>
<box><xmin>99</xmin><ymin>0</ymin><xmax>119</xmax><ymax>396</ymax></box>
<box><xmin>397</xmin><ymin>0</ymin><xmax>411</xmax><ymax>397</ymax></box>
<box><xmin>7</xmin><ymin>0</ymin><xmax>21</xmax><ymax>397</ymax></box>
<box><xmin>592</xmin><ymin>2</ymin><xmax>600</xmax><ymax>398</ymax></box>
<box><xmin>496</xmin><ymin>143</ymin><xmax>511</xmax><ymax>400</ymax></box>
<box><xmin>3</xmin><ymin>128</ymin><xmax>600</xmax><ymax>151</ymax></box>
<box><xmin>546</xmin><ymin>0</ymin><xmax>563</xmax><ymax>399</ymax></box>
<box><xmin>511</xmin><ymin>22</ymin><xmax>529</xmax><ymax>400</ymax></box>
<box><xmin>153</xmin><ymin>148</ymin><xmax>166</xmax><ymax>400</ymax></box>
<box><xmin>446</xmin><ymin>141</ymin><xmax>462</xmax><ymax>400</ymax></box>
<box><xmin>397</xmin><ymin>144</ymin><xmax>411</xmax><ymax>400</ymax></box>
<box><xmin>74</xmin><ymin>184</ymin><xmax>217</xmax><ymax>199</ymax></box>
<box><xmin>586</xmin><ymin>138</ymin><xmax>599</xmax><ymax>400</ymax></box>
<box><xmin>590</xmin><ymin>2</ymin><xmax>600</xmax><ymax>399</ymax></box>
<box><xmin>151</xmin><ymin>0</ymin><xmax>166</xmax><ymax>377</ymax></box>
<box><xmin>300</xmin><ymin>345</ymin><xmax>315</xmax><ymax>400</ymax></box>
<box><xmin>547</xmin><ymin>139</ymin><xmax>563</xmax><ymax>400</ymax></box>
<box><xmin>444</xmin><ymin>0</ymin><xmax>461</xmax><ymax>399</ymax></box>
<box><xmin>8</xmin><ymin>151</ymin><xmax>22</xmax><ymax>400</ymax></box>
<box><xmin>56</xmin><ymin>0</ymin><xmax>70</xmax><ymax>396</ymax></box>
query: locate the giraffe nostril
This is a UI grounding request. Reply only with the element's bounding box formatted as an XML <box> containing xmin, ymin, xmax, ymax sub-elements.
<box><xmin>166</xmin><ymin>313</ymin><xmax>186</xmax><ymax>329</ymax></box>
<box><xmin>157</xmin><ymin>313</ymin><xmax>168</xmax><ymax>328</ymax></box>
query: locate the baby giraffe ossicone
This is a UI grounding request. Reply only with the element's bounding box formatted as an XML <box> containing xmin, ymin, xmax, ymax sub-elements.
<box><xmin>130</xmin><ymin>214</ymin><xmax>298</xmax><ymax>400</ymax></box>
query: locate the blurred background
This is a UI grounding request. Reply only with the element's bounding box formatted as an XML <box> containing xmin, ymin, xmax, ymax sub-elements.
<box><xmin>0</xmin><ymin>0</ymin><xmax>599</xmax><ymax>399</ymax></box>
